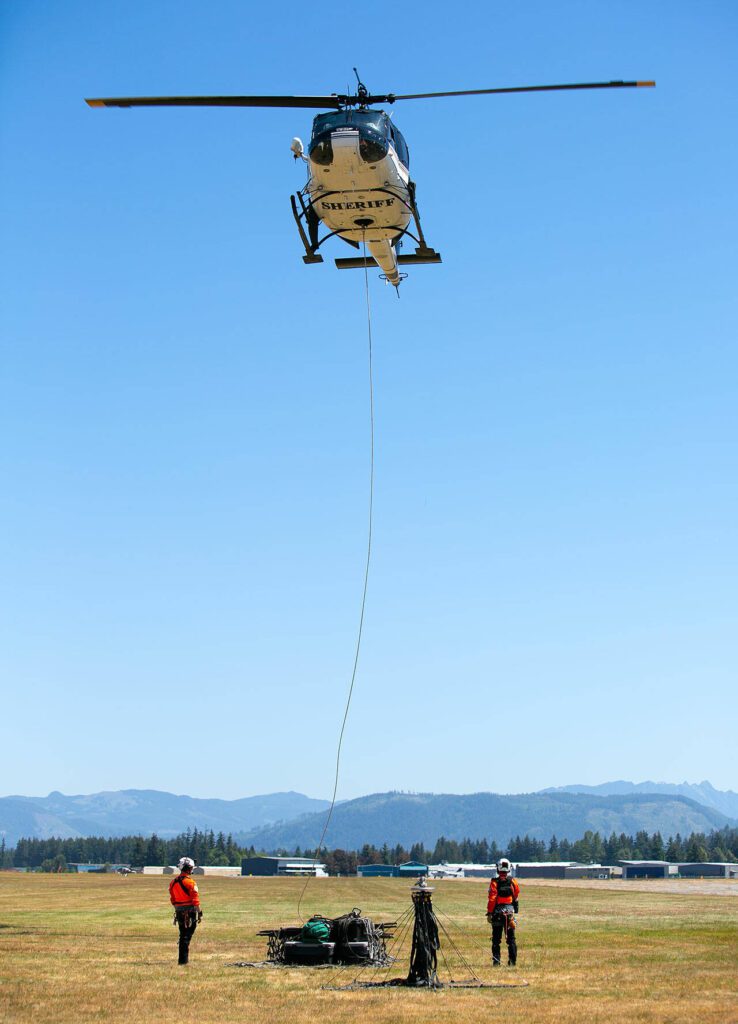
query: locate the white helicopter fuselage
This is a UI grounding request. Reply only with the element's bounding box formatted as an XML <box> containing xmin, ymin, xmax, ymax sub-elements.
<box><xmin>303</xmin><ymin>113</ymin><xmax>413</xmax><ymax>285</ymax></box>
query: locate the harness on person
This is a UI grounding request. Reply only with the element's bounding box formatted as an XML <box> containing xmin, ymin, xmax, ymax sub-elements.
<box><xmin>495</xmin><ymin>875</ymin><xmax>515</xmax><ymax>901</ymax></box>
<box><xmin>175</xmin><ymin>875</ymin><xmax>193</xmax><ymax>900</ymax></box>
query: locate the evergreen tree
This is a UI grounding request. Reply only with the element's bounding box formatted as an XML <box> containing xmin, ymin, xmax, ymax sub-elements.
<box><xmin>633</xmin><ymin>830</ymin><xmax>650</xmax><ymax>860</ymax></box>
<box><xmin>409</xmin><ymin>842</ymin><xmax>427</xmax><ymax>863</ymax></box>
<box><xmin>226</xmin><ymin>834</ymin><xmax>239</xmax><ymax>866</ymax></box>
<box><xmin>665</xmin><ymin>833</ymin><xmax>684</xmax><ymax>862</ymax></box>
<box><xmin>650</xmin><ymin>832</ymin><xmax>665</xmax><ymax>860</ymax></box>
<box><xmin>685</xmin><ymin>834</ymin><xmax>709</xmax><ymax>862</ymax></box>
<box><xmin>130</xmin><ymin>837</ymin><xmax>146</xmax><ymax>868</ymax></box>
<box><xmin>393</xmin><ymin>843</ymin><xmax>407</xmax><ymax>865</ymax></box>
<box><xmin>145</xmin><ymin>833</ymin><xmax>167</xmax><ymax>866</ymax></box>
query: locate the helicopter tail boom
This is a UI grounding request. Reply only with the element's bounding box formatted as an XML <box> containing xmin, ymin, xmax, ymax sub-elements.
<box><xmin>364</xmin><ymin>239</ymin><xmax>401</xmax><ymax>286</ymax></box>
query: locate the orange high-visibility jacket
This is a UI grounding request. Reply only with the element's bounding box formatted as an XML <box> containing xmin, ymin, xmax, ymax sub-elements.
<box><xmin>487</xmin><ymin>875</ymin><xmax>520</xmax><ymax>913</ymax></box>
<box><xmin>169</xmin><ymin>872</ymin><xmax>200</xmax><ymax>907</ymax></box>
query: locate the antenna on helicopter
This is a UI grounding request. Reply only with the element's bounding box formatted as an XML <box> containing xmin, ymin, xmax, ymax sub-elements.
<box><xmin>353</xmin><ymin>68</ymin><xmax>369</xmax><ymax>108</ymax></box>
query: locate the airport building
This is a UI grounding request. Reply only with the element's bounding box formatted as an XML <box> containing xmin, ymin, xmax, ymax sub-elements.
<box><xmin>620</xmin><ymin>860</ymin><xmax>676</xmax><ymax>879</ymax></box>
<box><xmin>430</xmin><ymin>862</ymin><xmax>614</xmax><ymax>879</ymax></box>
<box><xmin>142</xmin><ymin>864</ymin><xmax>241</xmax><ymax>876</ymax></box>
<box><xmin>563</xmin><ymin>865</ymin><xmax>613</xmax><ymax>879</ymax></box>
<box><xmin>67</xmin><ymin>863</ymin><xmax>130</xmax><ymax>873</ymax></box>
<box><xmin>241</xmin><ymin>856</ymin><xmax>327</xmax><ymax>877</ymax></box>
<box><xmin>513</xmin><ymin>862</ymin><xmax>578</xmax><ymax>879</ymax></box>
<box><xmin>357</xmin><ymin>861</ymin><xmax>429</xmax><ymax>878</ymax></box>
<box><xmin>677</xmin><ymin>862</ymin><xmax>738</xmax><ymax>878</ymax></box>
<box><xmin>192</xmin><ymin>865</ymin><xmax>241</xmax><ymax>876</ymax></box>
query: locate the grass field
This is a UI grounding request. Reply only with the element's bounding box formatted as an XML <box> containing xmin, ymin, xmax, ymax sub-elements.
<box><xmin>1</xmin><ymin>874</ymin><xmax>736</xmax><ymax>1024</ymax></box>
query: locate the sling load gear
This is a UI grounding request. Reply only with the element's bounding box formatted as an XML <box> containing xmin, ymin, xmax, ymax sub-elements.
<box><xmin>301</xmin><ymin>918</ymin><xmax>331</xmax><ymax>944</ymax></box>
<box><xmin>257</xmin><ymin>908</ymin><xmax>396</xmax><ymax>966</ymax></box>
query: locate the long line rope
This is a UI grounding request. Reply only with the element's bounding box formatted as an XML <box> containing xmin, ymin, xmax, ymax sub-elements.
<box><xmin>297</xmin><ymin>239</ymin><xmax>375</xmax><ymax>921</ymax></box>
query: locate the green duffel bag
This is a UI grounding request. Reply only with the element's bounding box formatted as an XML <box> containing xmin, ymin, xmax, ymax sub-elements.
<box><xmin>301</xmin><ymin>918</ymin><xmax>331</xmax><ymax>944</ymax></box>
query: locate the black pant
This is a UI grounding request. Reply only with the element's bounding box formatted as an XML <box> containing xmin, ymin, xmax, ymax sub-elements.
<box><xmin>491</xmin><ymin>911</ymin><xmax>517</xmax><ymax>965</ymax></box>
<box><xmin>176</xmin><ymin>907</ymin><xmax>199</xmax><ymax>964</ymax></box>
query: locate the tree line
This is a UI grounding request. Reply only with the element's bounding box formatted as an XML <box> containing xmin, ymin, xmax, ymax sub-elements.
<box><xmin>3</xmin><ymin>829</ymin><xmax>253</xmax><ymax>871</ymax></box>
<box><xmin>4</xmin><ymin>825</ymin><xmax>737</xmax><ymax>873</ymax></box>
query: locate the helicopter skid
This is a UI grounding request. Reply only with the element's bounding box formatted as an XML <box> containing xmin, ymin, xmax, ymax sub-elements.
<box><xmin>335</xmin><ymin>247</ymin><xmax>442</xmax><ymax>270</ymax></box>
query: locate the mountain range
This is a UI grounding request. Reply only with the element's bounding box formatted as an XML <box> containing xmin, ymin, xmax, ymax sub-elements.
<box><xmin>1</xmin><ymin>782</ymin><xmax>735</xmax><ymax>849</ymax></box>
<box><xmin>541</xmin><ymin>780</ymin><xmax>738</xmax><ymax>820</ymax></box>
<box><xmin>0</xmin><ymin>790</ymin><xmax>329</xmax><ymax>847</ymax></box>
<box><xmin>238</xmin><ymin>790</ymin><xmax>734</xmax><ymax>851</ymax></box>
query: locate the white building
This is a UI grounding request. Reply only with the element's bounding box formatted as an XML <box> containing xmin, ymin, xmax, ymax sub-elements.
<box><xmin>192</xmin><ymin>865</ymin><xmax>241</xmax><ymax>877</ymax></box>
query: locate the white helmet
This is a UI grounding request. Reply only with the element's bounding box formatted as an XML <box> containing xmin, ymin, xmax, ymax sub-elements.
<box><xmin>178</xmin><ymin>857</ymin><xmax>195</xmax><ymax>871</ymax></box>
<box><xmin>497</xmin><ymin>858</ymin><xmax>512</xmax><ymax>874</ymax></box>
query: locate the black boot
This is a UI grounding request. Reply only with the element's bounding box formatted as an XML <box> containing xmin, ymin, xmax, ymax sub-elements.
<box><xmin>178</xmin><ymin>922</ymin><xmax>190</xmax><ymax>964</ymax></box>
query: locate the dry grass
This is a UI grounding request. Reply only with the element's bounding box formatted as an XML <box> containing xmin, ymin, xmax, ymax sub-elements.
<box><xmin>1</xmin><ymin>873</ymin><xmax>736</xmax><ymax>1024</ymax></box>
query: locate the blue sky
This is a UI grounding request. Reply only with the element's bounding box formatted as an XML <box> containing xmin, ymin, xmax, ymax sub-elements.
<box><xmin>1</xmin><ymin>0</ymin><xmax>736</xmax><ymax>801</ymax></box>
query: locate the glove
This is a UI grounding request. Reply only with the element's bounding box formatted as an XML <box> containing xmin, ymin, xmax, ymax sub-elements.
<box><xmin>197</xmin><ymin>909</ymin><xmax>203</xmax><ymax>922</ymax></box>
<box><xmin>513</xmin><ymin>901</ymin><xmax>519</xmax><ymax>913</ymax></box>
<box><xmin>486</xmin><ymin>912</ymin><xmax>493</xmax><ymax>923</ymax></box>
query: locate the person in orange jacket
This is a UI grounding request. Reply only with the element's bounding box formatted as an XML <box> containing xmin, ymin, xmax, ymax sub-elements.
<box><xmin>486</xmin><ymin>858</ymin><xmax>520</xmax><ymax>966</ymax></box>
<box><xmin>169</xmin><ymin>856</ymin><xmax>203</xmax><ymax>965</ymax></box>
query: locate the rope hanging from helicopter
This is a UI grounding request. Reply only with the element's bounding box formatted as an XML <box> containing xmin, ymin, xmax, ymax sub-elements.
<box><xmin>297</xmin><ymin>232</ymin><xmax>375</xmax><ymax>921</ymax></box>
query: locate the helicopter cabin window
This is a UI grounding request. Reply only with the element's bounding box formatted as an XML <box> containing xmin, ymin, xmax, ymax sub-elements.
<box><xmin>391</xmin><ymin>125</ymin><xmax>410</xmax><ymax>168</ymax></box>
<box><xmin>310</xmin><ymin>110</ymin><xmax>389</xmax><ymax>164</ymax></box>
<box><xmin>359</xmin><ymin>137</ymin><xmax>387</xmax><ymax>163</ymax></box>
<box><xmin>310</xmin><ymin>138</ymin><xmax>333</xmax><ymax>165</ymax></box>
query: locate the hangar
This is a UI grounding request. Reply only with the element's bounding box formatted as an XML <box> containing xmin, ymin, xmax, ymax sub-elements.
<box><xmin>241</xmin><ymin>856</ymin><xmax>327</xmax><ymax>877</ymax></box>
<box><xmin>620</xmin><ymin>860</ymin><xmax>675</xmax><ymax>879</ymax></box>
<box><xmin>678</xmin><ymin>862</ymin><xmax>738</xmax><ymax>878</ymax></box>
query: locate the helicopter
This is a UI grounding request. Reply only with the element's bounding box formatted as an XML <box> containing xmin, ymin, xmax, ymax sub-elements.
<box><xmin>86</xmin><ymin>71</ymin><xmax>654</xmax><ymax>289</ymax></box>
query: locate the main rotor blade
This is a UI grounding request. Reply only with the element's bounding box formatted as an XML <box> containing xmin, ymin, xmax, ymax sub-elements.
<box><xmin>86</xmin><ymin>94</ymin><xmax>343</xmax><ymax>109</ymax></box>
<box><xmin>387</xmin><ymin>80</ymin><xmax>655</xmax><ymax>102</ymax></box>
<box><xmin>86</xmin><ymin>81</ymin><xmax>655</xmax><ymax>111</ymax></box>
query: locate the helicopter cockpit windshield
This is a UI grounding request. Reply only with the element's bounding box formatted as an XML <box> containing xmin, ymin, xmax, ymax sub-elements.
<box><xmin>309</xmin><ymin>109</ymin><xmax>409</xmax><ymax>168</ymax></box>
<box><xmin>312</xmin><ymin>109</ymin><xmax>387</xmax><ymax>139</ymax></box>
